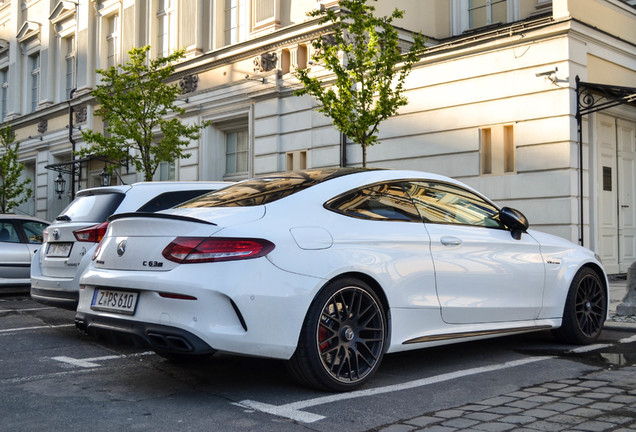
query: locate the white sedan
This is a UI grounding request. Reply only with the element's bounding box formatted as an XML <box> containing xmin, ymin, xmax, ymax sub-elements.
<box><xmin>76</xmin><ymin>169</ymin><xmax>608</xmax><ymax>391</ymax></box>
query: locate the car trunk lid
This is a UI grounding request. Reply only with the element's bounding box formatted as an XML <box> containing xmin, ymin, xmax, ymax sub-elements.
<box><xmin>94</xmin><ymin>207</ymin><xmax>265</xmax><ymax>271</ymax></box>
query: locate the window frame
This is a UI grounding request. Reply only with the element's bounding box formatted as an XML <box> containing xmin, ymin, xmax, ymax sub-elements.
<box><xmin>324</xmin><ymin>181</ymin><xmax>423</xmax><ymax>223</ymax></box>
<box><xmin>156</xmin><ymin>0</ymin><xmax>176</xmax><ymax>58</ymax></box>
<box><xmin>407</xmin><ymin>180</ymin><xmax>505</xmax><ymax>229</ymax></box>
<box><xmin>29</xmin><ymin>52</ymin><xmax>40</xmax><ymax>112</ymax></box>
<box><xmin>451</xmin><ymin>0</ymin><xmax>520</xmax><ymax>36</ymax></box>
<box><xmin>0</xmin><ymin>67</ymin><xmax>8</xmax><ymax>120</ymax></box>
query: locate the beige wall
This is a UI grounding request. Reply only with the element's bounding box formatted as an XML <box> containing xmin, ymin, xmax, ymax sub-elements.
<box><xmin>587</xmin><ymin>54</ymin><xmax>636</xmax><ymax>87</ymax></box>
<box><xmin>554</xmin><ymin>0</ymin><xmax>636</xmax><ymax>45</ymax></box>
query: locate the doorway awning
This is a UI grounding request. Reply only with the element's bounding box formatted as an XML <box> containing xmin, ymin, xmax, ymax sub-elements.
<box><xmin>576</xmin><ymin>78</ymin><xmax>636</xmax><ymax>119</ymax></box>
<box><xmin>575</xmin><ymin>77</ymin><xmax>636</xmax><ymax>246</ymax></box>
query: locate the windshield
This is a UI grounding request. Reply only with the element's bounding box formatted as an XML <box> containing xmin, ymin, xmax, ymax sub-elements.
<box><xmin>57</xmin><ymin>192</ymin><xmax>125</xmax><ymax>222</ymax></box>
<box><xmin>178</xmin><ymin>168</ymin><xmax>370</xmax><ymax>208</ymax></box>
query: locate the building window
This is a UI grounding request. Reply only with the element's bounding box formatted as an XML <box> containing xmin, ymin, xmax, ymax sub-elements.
<box><xmin>468</xmin><ymin>0</ymin><xmax>507</xmax><ymax>29</ymax></box>
<box><xmin>452</xmin><ymin>0</ymin><xmax>519</xmax><ymax>35</ymax></box>
<box><xmin>65</xmin><ymin>36</ymin><xmax>75</xmax><ymax>100</ymax></box>
<box><xmin>158</xmin><ymin>161</ymin><xmax>175</xmax><ymax>181</ymax></box>
<box><xmin>106</xmin><ymin>14</ymin><xmax>120</xmax><ymax>67</ymax></box>
<box><xmin>1</xmin><ymin>68</ymin><xmax>7</xmax><ymax>121</ymax></box>
<box><xmin>480</xmin><ymin>125</ymin><xmax>515</xmax><ymax>175</ymax></box>
<box><xmin>29</xmin><ymin>53</ymin><xmax>40</xmax><ymax>112</ymax></box>
<box><xmin>225</xmin><ymin>0</ymin><xmax>248</xmax><ymax>45</ymax></box>
<box><xmin>225</xmin><ymin>129</ymin><xmax>248</xmax><ymax>175</ymax></box>
<box><xmin>157</xmin><ymin>0</ymin><xmax>175</xmax><ymax>58</ymax></box>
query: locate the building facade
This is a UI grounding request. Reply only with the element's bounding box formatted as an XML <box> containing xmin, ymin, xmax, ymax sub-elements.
<box><xmin>0</xmin><ymin>0</ymin><xmax>635</xmax><ymax>273</ymax></box>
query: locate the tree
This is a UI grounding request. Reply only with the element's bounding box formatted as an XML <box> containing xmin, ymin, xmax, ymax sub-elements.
<box><xmin>294</xmin><ymin>0</ymin><xmax>425</xmax><ymax>167</ymax></box>
<box><xmin>0</xmin><ymin>126</ymin><xmax>33</xmax><ymax>214</ymax></box>
<box><xmin>79</xmin><ymin>45</ymin><xmax>204</xmax><ymax>181</ymax></box>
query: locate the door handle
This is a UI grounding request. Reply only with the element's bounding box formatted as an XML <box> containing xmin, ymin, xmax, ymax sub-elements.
<box><xmin>440</xmin><ymin>236</ymin><xmax>462</xmax><ymax>246</ymax></box>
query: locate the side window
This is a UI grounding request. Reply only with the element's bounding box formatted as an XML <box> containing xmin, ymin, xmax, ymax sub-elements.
<box><xmin>136</xmin><ymin>190</ymin><xmax>213</xmax><ymax>213</ymax></box>
<box><xmin>325</xmin><ymin>183</ymin><xmax>421</xmax><ymax>222</ymax></box>
<box><xmin>405</xmin><ymin>181</ymin><xmax>503</xmax><ymax>228</ymax></box>
<box><xmin>0</xmin><ymin>222</ymin><xmax>20</xmax><ymax>243</ymax></box>
<box><xmin>20</xmin><ymin>221</ymin><xmax>48</xmax><ymax>244</ymax></box>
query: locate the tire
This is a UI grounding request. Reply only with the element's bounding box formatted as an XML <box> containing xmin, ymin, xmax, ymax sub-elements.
<box><xmin>553</xmin><ymin>267</ymin><xmax>607</xmax><ymax>345</ymax></box>
<box><xmin>288</xmin><ymin>278</ymin><xmax>387</xmax><ymax>392</ymax></box>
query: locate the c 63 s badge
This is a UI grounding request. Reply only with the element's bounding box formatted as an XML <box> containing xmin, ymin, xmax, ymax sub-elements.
<box><xmin>143</xmin><ymin>261</ymin><xmax>164</xmax><ymax>267</ymax></box>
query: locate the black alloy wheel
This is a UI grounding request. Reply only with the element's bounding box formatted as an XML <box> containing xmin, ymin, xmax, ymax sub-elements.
<box><xmin>288</xmin><ymin>278</ymin><xmax>387</xmax><ymax>391</ymax></box>
<box><xmin>553</xmin><ymin>267</ymin><xmax>606</xmax><ymax>345</ymax></box>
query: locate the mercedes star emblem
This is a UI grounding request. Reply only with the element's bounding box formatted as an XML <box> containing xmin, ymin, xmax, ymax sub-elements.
<box><xmin>116</xmin><ymin>240</ymin><xmax>127</xmax><ymax>257</ymax></box>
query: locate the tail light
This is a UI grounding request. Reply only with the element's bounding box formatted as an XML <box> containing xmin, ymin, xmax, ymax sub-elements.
<box><xmin>74</xmin><ymin>222</ymin><xmax>108</xmax><ymax>243</ymax></box>
<box><xmin>162</xmin><ymin>237</ymin><xmax>275</xmax><ymax>264</ymax></box>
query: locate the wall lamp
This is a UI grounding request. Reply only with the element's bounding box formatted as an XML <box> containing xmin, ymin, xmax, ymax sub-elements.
<box><xmin>54</xmin><ymin>173</ymin><xmax>66</xmax><ymax>199</ymax></box>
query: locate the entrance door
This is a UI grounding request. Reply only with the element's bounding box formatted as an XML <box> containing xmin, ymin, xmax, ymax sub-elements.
<box><xmin>617</xmin><ymin>119</ymin><xmax>636</xmax><ymax>272</ymax></box>
<box><xmin>597</xmin><ymin>114</ymin><xmax>636</xmax><ymax>274</ymax></box>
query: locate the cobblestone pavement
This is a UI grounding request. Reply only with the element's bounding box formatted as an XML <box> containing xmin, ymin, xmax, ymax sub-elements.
<box><xmin>376</xmin><ymin>366</ymin><xmax>636</xmax><ymax>432</ymax></box>
<box><xmin>375</xmin><ymin>278</ymin><xmax>636</xmax><ymax>432</ymax></box>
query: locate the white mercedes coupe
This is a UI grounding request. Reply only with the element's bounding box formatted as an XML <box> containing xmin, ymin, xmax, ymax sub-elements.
<box><xmin>75</xmin><ymin>169</ymin><xmax>608</xmax><ymax>391</ymax></box>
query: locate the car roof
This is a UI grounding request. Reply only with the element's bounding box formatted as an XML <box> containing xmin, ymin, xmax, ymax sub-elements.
<box><xmin>0</xmin><ymin>214</ymin><xmax>50</xmax><ymax>224</ymax></box>
<box><xmin>75</xmin><ymin>181</ymin><xmax>231</xmax><ymax>197</ymax></box>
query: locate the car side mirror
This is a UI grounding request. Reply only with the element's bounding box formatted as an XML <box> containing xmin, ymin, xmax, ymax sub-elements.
<box><xmin>499</xmin><ymin>207</ymin><xmax>529</xmax><ymax>240</ymax></box>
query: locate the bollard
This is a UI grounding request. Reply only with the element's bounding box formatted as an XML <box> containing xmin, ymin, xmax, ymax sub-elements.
<box><xmin>616</xmin><ymin>261</ymin><xmax>636</xmax><ymax>316</ymax></box>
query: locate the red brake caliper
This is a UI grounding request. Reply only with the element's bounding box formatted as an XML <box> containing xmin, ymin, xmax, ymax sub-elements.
<box><xmin>319</xmin><ymin>326</ymin><xmax>329</xmax><ymax>352</ymax></box>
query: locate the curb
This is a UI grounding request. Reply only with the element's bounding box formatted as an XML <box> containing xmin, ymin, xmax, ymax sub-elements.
<box><xmin>603</xmin><ymin>319</ymin><xmax>636</xmax><ymax>331</ymax></box>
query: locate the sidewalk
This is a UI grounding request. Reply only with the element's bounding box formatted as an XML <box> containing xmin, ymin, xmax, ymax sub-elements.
<box><xmin>377</xmin><ymin>279</ymin><xmax>636</xmax><ymax>432</ymax></box>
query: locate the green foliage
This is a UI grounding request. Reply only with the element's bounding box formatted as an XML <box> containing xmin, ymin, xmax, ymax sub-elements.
<box><xmin>0</xmin><ymin>127</ymin><xmax>33</xmax><ymax>213</ymax></box>
<box><xmin>79</xmin><ymin>46</ymin><xmax>204</xmax><ymax>181</ymax></box>
<box><xmin>294</xmin><ymin>0</ymin><xmax>425</xmax><ymax>167</ymax></box>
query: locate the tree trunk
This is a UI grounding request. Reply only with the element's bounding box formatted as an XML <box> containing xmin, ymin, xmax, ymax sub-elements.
<box><xmin>362</xmin><ymin>143</ymin><xmax>367</xmax><ymax>168</ymax></box>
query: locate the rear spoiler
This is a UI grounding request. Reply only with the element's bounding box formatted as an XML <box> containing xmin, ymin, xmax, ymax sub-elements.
<box><xmin>108</xmin><ymin>212</ymin><xmax>217</xmax><ymax>226</ymax></box>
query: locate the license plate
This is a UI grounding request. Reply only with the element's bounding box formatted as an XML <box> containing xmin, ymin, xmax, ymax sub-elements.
<box><xmin>91</xmin><ymin>289</ymin><xmax>138</xmax><ymax>315</ymax></box>
<box><xmin>46</xmin><ymin>242</ymin><xmax>72</xmax><ymax>258</ymax></box>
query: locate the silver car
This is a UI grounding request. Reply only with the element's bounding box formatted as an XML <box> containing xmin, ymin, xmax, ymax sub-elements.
<box><xmin>31</xmin><ymin>181</ymin><xmax>229</xmax><ymax>309</ymax></box>
<box><xmin>0</xmin><ymin>214</ymin><xmax>49</xmax><ymax>288</ymax></box>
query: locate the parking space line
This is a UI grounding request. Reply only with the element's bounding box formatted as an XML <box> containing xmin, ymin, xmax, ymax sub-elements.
<box><xmin>619</xmin><ymin>334</ymin><xmax>636</xmax><ymax>344</ymax></box>
<box><xmin>234</xmin><ymin>356</ymin><xmax>553</xmax><ymax>424</ymax></box>
<box><xmin>0</xmin><ymin>307</ymin><xmax>55</xmax><ymax>313</ymax></box>
<box><xmin>51</xmin><ymin>351</ymin><xmax>155</xmax><ymax>368</ymax></box>
<box><xmin>568</xmin><ymin>343</ymin><xmax>612</xmax><ymax>354</ymax></box>
<box><xmin>0</xmin><ymin>324</ymin><xmax>74</xmax><ymax>334</ymax></box>
<box><xmin>2</xmin><ymin>368</ymin><xmax>99</xmax><ymax>385</ymax></box>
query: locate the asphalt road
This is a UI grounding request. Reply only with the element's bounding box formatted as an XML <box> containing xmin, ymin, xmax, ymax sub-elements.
<box><xmin>1</xmin><ymin>292</ymin><xmax>634</xmax><ymax>432</ymax></box>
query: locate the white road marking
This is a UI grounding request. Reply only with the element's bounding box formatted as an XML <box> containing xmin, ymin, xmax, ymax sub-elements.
<box><xmin>234</xmin><ymin>356</ymin><xmax>553</xmax><ymax>424</ymax></box>
<box><xmin>51</xmin><ymin>351</ymin><xmax>155</xmax><ymax>368</ymax></box>
<box><xmin>2</xmin><ymin>368</ymin><xmax>98</xmax><ymax>385</ymax></box>
<box><xmin>619</xmin><ymin>334</ymin><xmax>636</xmax><ymax>344</ymax></box>
<box><xmin>0</xmin><ymin>306</ymin><xmax>55</xmax><ymax>313</ymax></box>
<box><xmin>0</xmin><ymin>324</ymin><xmax>74</xmax><ymax>334</ymax></box>
<box><xmin>568</xmin><ymin>343</ymin><xmax>612</xmax><ymax>353</ymax></box>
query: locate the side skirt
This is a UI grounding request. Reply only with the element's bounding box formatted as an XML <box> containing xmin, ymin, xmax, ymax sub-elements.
<box><xmin>403</xmin><ymin>325</ymin><xmax>554</xmax><ymax>345</ymax></box>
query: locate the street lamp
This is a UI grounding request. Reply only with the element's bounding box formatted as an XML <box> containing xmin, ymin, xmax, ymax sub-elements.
<box><xmin>100</xmin><ymin>166</ymin><xmax>111</xmax><ymax>187</ymax></box>
<box><xmin>54</xmin><ymin>173</ymin><xmax>66</xmax><ymax>199</ymax></box>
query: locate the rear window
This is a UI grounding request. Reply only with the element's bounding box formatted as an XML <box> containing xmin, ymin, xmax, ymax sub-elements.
<box><xmin>57</xmin><ymin>192</ymin><xmax>125</xmax><ymax>223</ymax></box>
<box><xmin>136</xmin><ymin>189</ymin><xmax>213</xmax><ymax>212</ymax></box>
<box><xmin>178</xmin><ymin>168</ymin><xmax>369</xmax><ymax>208</ymax></box>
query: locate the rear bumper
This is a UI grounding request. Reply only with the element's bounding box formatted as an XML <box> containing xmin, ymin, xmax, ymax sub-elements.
<box><xmin>30</xmin><ymin>286</ymin><xmax>79</xmax><ymax>310</ymax></box>
<box><xmin>75</xmin><ymin>312</ymin><xmax>216</xmax><ymax>356</ymax></box>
